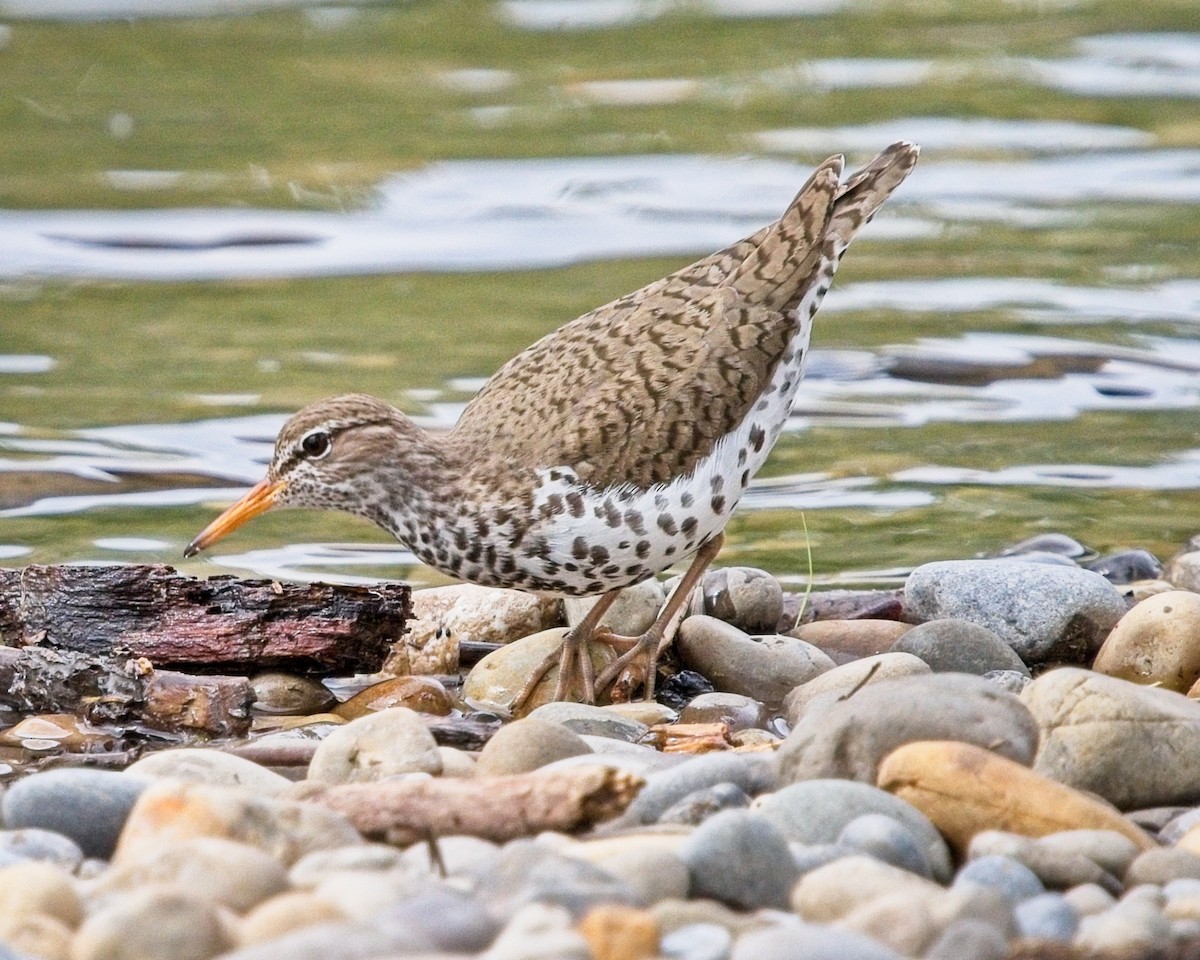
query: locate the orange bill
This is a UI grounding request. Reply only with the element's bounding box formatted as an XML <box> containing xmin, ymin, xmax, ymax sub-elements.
<box><xmin>184</xmin><ymin>478</ymin><xmax>287</xmax><ymax>557</ymax></box>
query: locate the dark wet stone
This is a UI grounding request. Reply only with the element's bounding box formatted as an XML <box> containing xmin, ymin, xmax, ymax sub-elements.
<box><xmin>1086</xmin><ymin>548</ymin><xmax>1163</xmax><ymax>584</ymax></box>
<box><xmin>890</xmin><ymin>618</ymin><xmax>1029</xmax><ymax>676</ymax></box>
<box><xmin>2</xmin><ymin>769</ymin><xmax>152</xmax><ymax>859</ymax></box>
<box><xmin>679</xmin><ymin>809</ymin><xmax>798</xmax><ymax>910</ymax></box>
<box><xmin>657</xmin><ymin>670</ymin><xmax>713</xmax><ymax>711</ymax></box>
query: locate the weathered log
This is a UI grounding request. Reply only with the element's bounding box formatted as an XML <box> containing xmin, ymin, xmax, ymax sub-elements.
<box><xmin>306</xmin><ymin>766</ymin><xmax>643</xmax><ymax>844</ymax></box>
<box><xmin>786</xmin><ymin>587</ymin><xmax>908</xmax><ymax>627</ymax></box>
<box><xmin>0</xmin><ymin>645</ymin><xmax>252</xmax><ymax>738</ymax></box>
<box><xmin>0</xmin><ymin>564</ymin><xmax>410</xmax><ymax>673</ymax></box>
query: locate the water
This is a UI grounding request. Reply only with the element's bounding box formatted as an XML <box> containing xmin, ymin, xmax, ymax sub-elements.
<box><xmin>1</xmin><ymin>7</ymin><xmax>1199</xmax><ymax>589</ymax></box>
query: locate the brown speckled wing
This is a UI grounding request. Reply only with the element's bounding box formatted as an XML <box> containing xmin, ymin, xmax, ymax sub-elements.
<box><xmin>450</xmin><ymin>144</ymin><xmax>917</xmax><ymax>492</ymax></box>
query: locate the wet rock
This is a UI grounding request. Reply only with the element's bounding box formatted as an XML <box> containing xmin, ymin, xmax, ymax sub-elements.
<box><xmin>2</xmin><ymin>769</ymin><xmax>151</xmax><ymax>859</ymax></box>
<box><xmin>890</xmin><ymin>618</ymin><xmax>1028</xmax><ymax>676</ymax></box>
<box><xmin>676</xmin><ymin>616</ymin><xmax>833</xmax><ymax>709</ymax></box>
<box><xmin>838</xmin><ymin>813</ymin><xmax>933</xmax><ymax>878</ymax></box>
<box><xmin>877</xmin><ymin>741</ymin><xmax>1154</xmax><ymax>854</ymax></box>
<box><xmin>679</xmin><ymin>810</ymin><xmax>797</xmax><ymax>910</ymax></box>
<box><xmin>904</xmin><ymin>559</ymin><xmax>1125</xmax><ymax>664</ymax></box>
<box><xmin>386</xmin><ymin>583</ymin><xmax>560</xmax><ymax>675</ymax></box>
<box><xmin>0</xmin><ymin>829</ymin><xmax>83</xmax><ymax>872</ymax></box>
<box><xmin>778</xmin><ymin>672</ymin><xmax>1038</xmax><ymax>784</ymax></box>
<box><xmin>678</xmin><ymin>692</ymin><xmax>767</xmax><ymax>731</ymax></box>
<box><xmin>527</xmin><ymin>702</ymin><xmax>648</xmax><ymax>742</ymax></box>
<box><xmin>565</xmin><ymin>579</ymin><xmax>664</xmax><ymax>637</ymax></box>
<box><xmin>249</xmin><ymin>671</ymin><xmax>335</xmax><ymax>715</ymax></box>
<box><xmin>71</xmin><ymin>889</ymin><xmax>232</xmax><ymax>960</ymax></box>
<box><xmin>463</xmin><ymin>628</ymin><xmax>617</xmax><ymax>716</ymax></box>
<box><xmin>1093</xmin><ymin>590</ymin><xmax>1200</xmax><ymax>692</ymax></box>
<box><xmin>998</xmin><ymin>532</ymin><xmax>1090</xmax><ymax>559</ymax></box>
<box><xmin>124</xmin><ymin>748</ymin><xmax>292</xmax><ymax>797</ymax></box>
<box><xmin>783</xmin><ymin>652</ymin><xmax>930</xmax><ymax>724</ymax></box>
<box><xmin>700</xmin><ymin>567</ymin><xmax>784</xmax><ymax>634</ymax></box>
<box><xmin>656</xmin><ymin>670</ymin><xmax>714</xmax><ymax>711</ymax></box>
<box><xmin>787</xmin><ymin>619</ymin><xmax>911</xmax><ymax>664</ymax></box>
<box><xmin>307</xmin><ymin>706</ymin><xmax>442</xmax><ymax>783</ymax></box>
<box><xmin>620</xmin><ymin>753</ymin><xmax>776</xmax><ymax>826</ymax></box>
<box><xmin>755</xmin><ymin>779</ymin><xmax>952</xmax><ymax>882</ymax></box>
<box><xmin>1022</xmin><ymin>667</ymin><xmax>1200</xmax><ymax>809</ymax></box>
<box><xmin>115</xmin><ymin>780</ymin><xmax>360</xmax><ymax>866</ymax></box>
<box><xmin>96</xmin><ymin>836</ymin><xmax>288</xmax><ymax>912</ymax></box>
<box><xmin>333</xmin><ymin>675</ymin><xmax>453</xmax><ymax>719</ymax></box>
<box><xmin>476</xmin><ymin>717</ymin><xmax>592</xmax><ymax>775</ymax></box>
<box><xmin>1086</xmin><ymin>548</ymin><xmax>1163</xmax><ymax>584</ymax></box>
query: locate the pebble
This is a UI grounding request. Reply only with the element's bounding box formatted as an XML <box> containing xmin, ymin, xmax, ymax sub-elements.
<box><xmin>700</xmin><ymin>566</ymin><xmax>784</xmax><ymax>634</ymax></box>
<box><xmin>1085</xmin><ymin>548</ymin><xmax>1163</xmax><ymax>584</ymax></box>
<box><xmin>953</xmin><ymin>854</ymin><xmax>1045</xmax><ymax>904</ymax></box>
<box><xmin>1022</xmin><ymin>666</ymin><xmax>1200</xmax><ymax>809</ymax></box>
<box><xmin>0</xmin><ymin>914</ymin><xmax>72</xmax><ymax>960</ymax></box>
<box><xmin>565</xmin><ymin>579</ymin><xmax>664</xmax><ymax>637</ymax></box>
<box><xmin>755</xmin><ymin>778</ymin><xmax>952</xmax><ymax>882</ymax></box>
<box><xmin>463</xmin><ymin>627</ymin><xmax>617</xmax><ymax>715</ymax></box>
<box><xmin>678</xmin><ymin>692</ymin><xmax>768</xmax><ymax>731</ymax></box>
<box><xmin>591</xmin><ymin>846</ymin><xmax>691</xmax><ymax>905</ymax></box>
<box><xmin>621</xmin><ymin>752</ymin><xmax>777</xmax><ymax>826</ymax></box>
<box><xmin>657</xmin><ymin>783</ymin><xmax>751</xmax><ymax>825</ymax></box>
<box><xmin>0</xmin><ymin>860</ymin><xmax>82</xmax><ymax>931</ymax></box>
<box><xmin>1165</xmin><ymin>549</ymin><xmax>1200</xmax><ymax>593</ymax></box>
<box><xmin>0</xmin><ymin>828</ymin><xmax>83</xmax><ymax>871</ymax></box>
<box><xmin>660</xmin><ymin>922</ymin><xmax>732</xmax><ymax>960</ymax></box>
<box><xmin>904</xmin><ymin>559</ymin><xmax>1126</xmax><ymax>664</ymax></box>
<box><xmin>1125</xmin><ymin>846</ymin><xmax>1200</xmax><ymax>885</ymax></box>
<box><xmin>924</xmin><ymin>918</ymin><xmax>1008</xmax><ymax>960</ymax></box>
<box><xmin>248</xmin><ymin>671</ymin><xmax>335</xmax><ymax>715</ymax></box>
<box><xmin>237</xmin><ymin>891</ymin><xmax>347</xmax><ymax>945</ymax></box>
<box><xmin>71</xmin><ymin>889</ymin><xmax>232</xmax><ymax>960</ymax></box>
<box><xmin>578</xmin><ymin>904</ymin><xmax>660</xmax><ymax>960</ymax></box>
<box><xmin>889</xmin><ymin>618</ymin><xmax>1029</xmax><ymax>676</ymax></box>
<box><xmin>474</xmin><ymin>840</ymin><xmax>639</xmax><ymax>919</ymax></box>
<box><xmin>124</xmin><ymin>747</ymin><xmax>293</xmax><ymax>797</ymax></box>
<box><xmin>1093</xmin><ymin>590</ymin><xmax>1200</xmax><ymax>692</ymax></box>
<box><xmin>782</xmin><ymin>652</ymin><xmax>930</xmax><ymax>724</ymax></box>
<box><xmin>1063</xmin><ymin>882</ymin><xmax>1116</xmax><ymax>916</ymax></box>
<box><xmin>837</xmin><ymin>813</ymin><xmax>933</xmax><ymax>878</ymax></box>
<box><xmin>333</xmin><ymin>675</ymin><xmax>453</xmax><ymax>719</ymax></box>
<box><xmin>968</xmin><ymin>830</ymin><xmax>1120</xmax><ymax>893</ymax></box>
<box><xmin>676</xmin><ymin>616</ymin><xmax>833</xmax><ymax>709</ymax></box>
<box><xmin>374</xmin><ymin>887</ymin><xmax>502</xmax><ymax>953</ymax></box>
<box><xmin>998</xmin><ymin>532</ymin><xmax>1091</xmax><ymax>559</ymax></box>
<box><xmin>678</xmin><ymin>809</ymin><xmax>798</xmax><ymax>910</ymax></box>
<box><xmin>778</xmin><ymin>672</ymin><xmax>1039</xmax><ymax>784</ymax></box>
<box><xmin>792</xmin><ymin>855</ymin><xmax>943</xmax><ymax>922</ymax></box>
<box><xmin>1</xmin><ymin>769</ymin><xmax>152</xmax><ymax>859</ymax></box>
<box><xmin>787</xmin><ymin>618</ymin><xmax>911</xmax><ymax>664</ymax></box>
<box><xmin>307</xmin><ymin>706</ymin><xmax>443</xmax><ymax>783</ymax></box>
<box><xmin>1034</xmin><ymin>829</ymin><xmax>1142</xmax><ymax>878</ymax></box>
<box><xmin>1013</xmin><ymin>892</ymin><xmax>1079</xmax><ymax>940</ymax></box>
<box><xmin>526</xmin><ymin>701</ymin><xmax>649</xmax><ymax>742</ymax></box>
<box><xmin>731</xmin><ymin>920</ymin><xmax>902</xmax><ymax>960</ymax></box>
<box><xmin>476</xmin><ymin>716</ymin><xmax>593</xmax><ymax>774</ymax></box>
<box><xmin>982</xmin><ymin>668</ymin><xmax>1031</xmax><ymax>694</ymax></box>
<box><xmin>1074</xmin><ymin>895</ymin><xmax>1174</xmax><ymax>953</ymax></box>
<box><xmin>482</xmin><ymin>902</ymin><xmax>590</xmax><ymax>960</ymax></box>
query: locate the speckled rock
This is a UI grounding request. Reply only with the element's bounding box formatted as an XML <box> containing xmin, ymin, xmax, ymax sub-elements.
<box><xmin>71</xmin><ymin>889</ymin><xmax>232</xmax><ymax>960</ymax></box>
<box><xmin>783</xmin><ymin>653</ymin><xmax>930</xmax><ymax>724</ymax></box>
<box><xmin>124</xmin><ymin>748</ymin><xmax>292</xmax><ymax>797</ymax></box>
<box><xmin>1022</xmin><ymin>667</ymin><xmax>1200</xmax><ymax>809</ymax></box>
<box><xmin>787</xmin><ymin>619</ymin><xmax>912</xmax><ymax>664</ymax></box>
<box><xmin>679</xmin><ymin>810</ymin><xmax>798</xmax><ymax>910</ymax></box>
<box><xmin>307</xmin><ymin>706</ymin><xmax>442</xmax><ymax>783</ymax></box>
<box><xmin>890</xmin><ymin>618</ymin><xmax>1029</xmax><ymax>676</ymax></box>
<box><xmin>476</xmin><ymin>717</ymin><xmax>593</xmax><ymax>774</ymax></box>
<box><xmin>676</xmin><ymin>616</ymin><xmax>833</xmax><ymax>709</ymax></box>
<box><xmin>755</xmin><ymin>779</ymin><xmax>952</xmax><ymax>882</ymax></box>
<box><xmin>1093</xmin><ymin>591</ymin><xmax>1200</xmax><ymax>692</ymax></box>
<box><xmin>778</xmin><ymin>672</ymin><xmax>1038</xmax><ymax>784</ymax></box>
<box><xmin>565</xmin><ymin>579</ymin><xmax>664</xmax><ymax>637</ymax></box>
<box><xmin>905</xmin><ymin>559</ymin><xmax>1126</xmax><ymax>664</ymax></box>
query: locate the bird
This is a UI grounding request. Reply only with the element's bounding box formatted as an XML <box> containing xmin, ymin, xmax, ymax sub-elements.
<box><xmin>185</xmin><ymin>141</ymin><xmax>919</xmax><ymax>708</ymax></box>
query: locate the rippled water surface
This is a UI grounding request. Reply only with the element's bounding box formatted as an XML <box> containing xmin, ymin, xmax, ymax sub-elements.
<box><xmin>1</xmin><ymin>3</ymin><xmax>1199</xmax><ymax>588</ymax></box>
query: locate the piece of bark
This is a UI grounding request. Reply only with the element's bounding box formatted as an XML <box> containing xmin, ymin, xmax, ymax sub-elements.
<box><xmin>0</xmin><ymin>645</ymin><xmax>252</xmax><ymax>738</ymax></box>
<box><xmin>0</xmin><ymin>564</ymin><xmax>409</xmax><ymax>673</ymax></box>
<box><xmin>784</xmin><ymin>588</ymin><xmax>908</xmax><ymax>628</ymax></box>
<box><xmin>305</xmin><ymin>766</ymin><xmax>643</xmax><ymax>844</ymax></box>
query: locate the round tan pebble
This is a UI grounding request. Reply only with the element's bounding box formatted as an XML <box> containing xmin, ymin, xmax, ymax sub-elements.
<box><xmin>123</xmin><ymin>748</ymin><xmax>292</xmax><ymax>797</ymax></box>
<box><xmin>333</xmin><ymin>675</ymin><xmax>453</xmax><ymax>720</ymax></box>
<box><xmin>476</xmin><ymin>717</ymin><xmax>592</xmax><ymax>775</ymax></box>
<box><xmin>1165</xmin><ymin>551</ymin><xmax>1200</xmax><ymax>593</ymax></box>
<box><xmin>437</xmin><ymin>746</ymin><xmax>477</xmax><ymax>777</ymax></box>
<box><xmin>788</xmin><ymin>618</ymin><xmax>912</xmax><ymax>663</ymax></box>
<box><xmin>784</xmin><ymin>652</ymin><xmax>931</xmax><ymax>724</ymax></box>
<box><xmin>70</xmin><ymin>890</ymin><xmax>232</xmax><ymax>960</ymax></box>
<box><xmin>792</xmin><ymin>855</ymin><xmax>943</xmax><ymax>922</ymax></box>
<box><xmin>876</xmin><ymin>740</ymin><xmax>1154</xmax><ymax>855</ymax></box>
<box><xmin>238</xmin><ymin>891</ymin><xmax>347</xmax><ymax>945</ymax></box>
<box><xmin>0</xmin><ymin>860</ymin><xmax>82</xmax><ymax>929</ymax></box>
<box><xmin>308</xmin><ymin>706</ymin><xmax>443</xmax><ymax>783</ymax></box>
<box><xmin>0</xmin><ymin>914</ymin><xmax>72</xmax><ymax>960</ymax></box>
<box><xmin>835</xmin><ymin>889</ymin><xmax>946</xmax><ymax>957</ymax></box>
<box><xmin>249</xmin><ymin>672</ymin><xmax>336</xmax><ymax>715</ymax></box>
<box><xmin>578</xmin><ymin>904</ymin><xmax>660</xmax><ymax>960</ymax></box>
<box><xmin>1093</xmin><ymin>591</ymin><xmax>1200</xmax><ymax>692</ymax></box>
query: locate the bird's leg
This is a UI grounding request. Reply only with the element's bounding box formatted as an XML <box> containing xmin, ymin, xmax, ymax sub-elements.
<box><xmin>593</xmin><ymin>531</ymin><xmax>725</xmax><ymax>701</ymax></box>
<box><xmin>510</xmin><ymin>589</ymin><xmax>622</xmax><ymax>713</ymax></box>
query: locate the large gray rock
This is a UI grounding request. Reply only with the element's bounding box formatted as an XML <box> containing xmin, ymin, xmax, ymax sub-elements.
<box><xmin>777</xmin><ymin>672</ymin><xmax>1039</xmax><ymax>785</ymax></box>
<box><xmin>904</xmin><ymin>560</ymin><xmax>1126</xmax><ymax>664</ymax></box>
<box><xmin>1022</xmin><ymin>667</ymin><xmax>1200</xmax><ymax>810</ymax></box>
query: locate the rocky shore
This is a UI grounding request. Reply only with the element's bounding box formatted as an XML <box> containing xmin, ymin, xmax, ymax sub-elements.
<box><xmin>6</xmin><ymin>534</ymin><xmax>1200</xmax><ymax>958</ymax></box>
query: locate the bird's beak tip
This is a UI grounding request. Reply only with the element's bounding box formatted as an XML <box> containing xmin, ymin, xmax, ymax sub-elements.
<box><xmin>185</xmin><ymin>478</ymin><xmax>285</xmax><ymax>557</ymax></box>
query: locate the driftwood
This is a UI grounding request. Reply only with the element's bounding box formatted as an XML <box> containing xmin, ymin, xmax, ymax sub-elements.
<box><xmin>306</xmin><ymin>766</ymin><xmax>643</xmax><ymax>844</ymax></box>
<box><xmin>0</xmin><ymin>564</ymin><xmax>410</xmax><ymax>673</ymax></box>
<box><xmin>0</xmin><ymin>645</ymin><xmax>252</xmax><ymax>738</ymax></box>
<box><xmin>788</xmin><ymin>587</ymin><xmax>908</xmax><ymax>627</ymax></box>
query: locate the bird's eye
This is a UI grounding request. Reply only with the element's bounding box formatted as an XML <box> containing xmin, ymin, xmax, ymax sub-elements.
<box><xmin>299</xmin><ymin>430</ymin><xmax>332</xmax><ymax>460</ymax></box>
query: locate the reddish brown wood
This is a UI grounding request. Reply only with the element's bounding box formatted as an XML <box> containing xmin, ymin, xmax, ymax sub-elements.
<box><xmin>0</xmin><ymin>564</ymin><xmax>410</xmax><ymax>673</ymax></box>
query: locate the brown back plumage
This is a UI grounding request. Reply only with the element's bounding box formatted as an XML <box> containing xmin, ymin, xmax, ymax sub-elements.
<box><xmin>449</xmin><ymin>142</ymin><xmax>918</xmax><ymax>491</ymax></box>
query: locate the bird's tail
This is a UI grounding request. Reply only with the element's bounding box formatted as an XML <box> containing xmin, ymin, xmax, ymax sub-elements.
<box><xmin>725</xmin><ymin>141</ymin><xmax>919</xmax><ymax>312</ymax></box>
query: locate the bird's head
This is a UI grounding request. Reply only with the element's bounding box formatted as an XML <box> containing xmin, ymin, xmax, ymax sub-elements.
<box><xmin>184</xmin><ymin>393</ymin><xmax>414</xmax><ymax>557</ymax></box>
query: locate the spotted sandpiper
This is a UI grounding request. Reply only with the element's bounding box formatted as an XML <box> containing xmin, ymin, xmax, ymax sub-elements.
<box><xmin>186</xmin><ymin>142</ymin><xmax>919</xmax><ymax>705</ymax></box>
